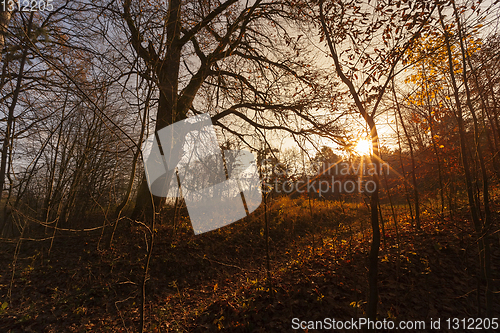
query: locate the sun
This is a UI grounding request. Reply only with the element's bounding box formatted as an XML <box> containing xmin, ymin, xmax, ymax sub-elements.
<box><xmin>354</xmin><ymin>139</ymin><xmax>372</xmax><ymax>156</ymax></box>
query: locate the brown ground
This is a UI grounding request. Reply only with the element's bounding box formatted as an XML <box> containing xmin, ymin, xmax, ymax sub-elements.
<box><xmin>1</xmin><ymin>200</ymin><xmax>499</xmax><ymax>332</ymax></box>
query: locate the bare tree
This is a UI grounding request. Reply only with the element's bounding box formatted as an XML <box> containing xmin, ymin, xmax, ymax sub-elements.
<box><xmin>312</xmin><ymin>0</ymin><xmax>436</xmax><ymax>319</ymax></box>
<box><xmin>115</xmin><ymin>0</ymin><xmax>340</xmax><ymax>219</ymax></box>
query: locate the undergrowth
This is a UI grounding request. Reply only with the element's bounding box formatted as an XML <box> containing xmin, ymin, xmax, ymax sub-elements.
<box><xmin>0</xmin><ymin>196</ymin><xmax>499</xmax><ymax>332</ymax></box>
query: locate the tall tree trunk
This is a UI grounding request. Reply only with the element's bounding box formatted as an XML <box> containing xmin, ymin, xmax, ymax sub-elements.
<box><xmin>0</xmin><ymin>12</ymin><xmax>32</xmax><ymax>196</ymax></box>
<box><xmin>366</xmin><ymin>123</ymin><xmax>381</xmax><ymax>322</ymax></box>
<box><xmin>129</xmin><ymin>0</ymin><xmax>183</xmax><ymax>220</ymax></box>
<box><xmin>319</xmin><ymin>2</ymin><xmax>381</xmax><ymax>319</ymax></box>
<box><xmin>439</xmin><ymin>4</ymin><xmax>486</xmax><ymax>315</ymax></box>
<box><xmin>485</xmin><ymin>70</ymin><xmax>500</xmax><ymax>149</ymax></box>
<box><xmin>394</xmin><ymin>102</ymin><xmax>415</xmax><ymax>225</ymax></box>
<box><xmin>453</xmin><ymin>3</ymin><xmax>493</xmax><ymax>316</ymax></box>
<box><xmin>392</xmin><ymin>80</ymin><xmax>420</xmax><ymax>229</ymax></box>
<box><xmin>421</xmin><ymin>63</ymin><xmax>445</xmax><ymax>216</ymax></box>
<box><xmin>107</xmin><ymin>82</ymin><xmax>152</xmax><ymax>247</ymax></box>
<box><xmin>439</xmin><ymin>5</ymin><xmax>481</xmax><ymax>233</ymax></box>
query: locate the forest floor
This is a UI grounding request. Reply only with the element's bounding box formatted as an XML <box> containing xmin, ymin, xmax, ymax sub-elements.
<box><xmin>1</xmin><ymin>197</ymin><xmax>500</xmax><ymax>332</ymax></box>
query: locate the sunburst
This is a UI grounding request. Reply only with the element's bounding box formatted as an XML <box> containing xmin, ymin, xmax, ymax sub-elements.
<box><xmin>354</xmin><ymin>139</ymin><xmax>371</xmax><ymax>156</ymax></box>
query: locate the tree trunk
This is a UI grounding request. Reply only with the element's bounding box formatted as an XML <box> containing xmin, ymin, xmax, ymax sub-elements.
<box><xmin>454</xmin><ymin>4</ymin><xmax>493</xmax><ymax>316</ymax></box>
<box><xmin>440</xmin><ymin>4</ymin><xmax>487</xmax><ymax>315</ymax></box>
<box><xmin>421</xmin><ymin>63</ymin><xmax>445</xmax><ymax>216</ymax></box>
<box><xmin>318</xmin><ymin>2</ymin><xmax>382</xmax><ymax>319</ymax></box>
<box><xmin>129</xmin><ymin>0</ymin><xmax>183</xmax><ymax>220</ymax></box>
<box><xmin>366</xmin><ymin>122</ymin><xmax>381</xmax><ymax>322</ymax></box>
<box><xmin>393</xmin><ymin>81</ymin><xmax>420</xmax><ymax>229</ymax></box>
<box><xmin>0</xmin><ymin>13</ymin><xmax>32</xmax><ymax>197</ymax></box>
